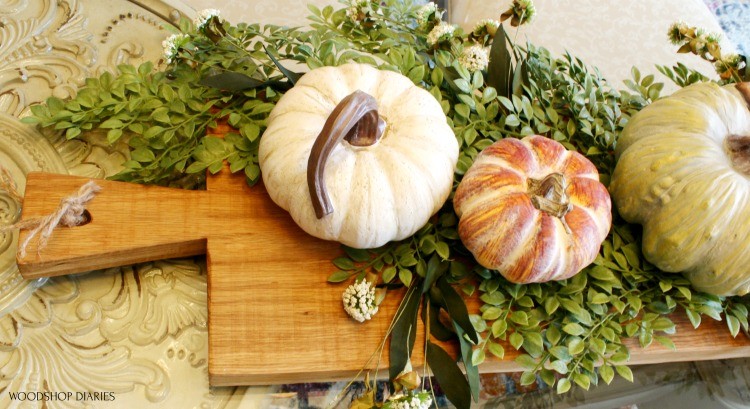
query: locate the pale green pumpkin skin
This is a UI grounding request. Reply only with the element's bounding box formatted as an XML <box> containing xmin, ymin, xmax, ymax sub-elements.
<box><xmin>611</xmin><ymin>82</ymin><xmax>750</xmax><ymax>296</ymax></box>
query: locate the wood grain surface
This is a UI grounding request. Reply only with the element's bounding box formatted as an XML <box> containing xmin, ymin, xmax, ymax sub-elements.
<box><xmin>16</xmin><ymin>171</ymin><xmax>750</xmax><ymax>386</ymax></box>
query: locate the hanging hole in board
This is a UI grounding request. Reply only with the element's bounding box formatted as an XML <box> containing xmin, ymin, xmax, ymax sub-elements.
<box><xmin>77</xmin><ymin>209</ymin><xmax>93</xmax><ymax>226</ymax></box>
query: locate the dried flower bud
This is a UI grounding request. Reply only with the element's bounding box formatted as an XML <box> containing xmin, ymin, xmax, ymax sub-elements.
<box><xmin>715</xmin><ymin>54</ymin><xmax>747</xmax><ymax>80</ymax></box>
<box><xmin>350</xmin><ymin>389</ymin><xmax>376</xmax><ymax>409</ymax></box>
<box><xmin>193</xmin><ymin>9</ymin><xmax>225</xmax><ymax>43</ymax></box>
<box><xmin>726</xmin><ymin>54</ymin><xmax>747</xmax><ymax>70</ymax></box>
<box><xmin>473</xmin><ymin>18</ymin><xmax>500</xmax><ymax>37</ymax></box>
<box><xmin>669</xmin><ymin>22</ymin><xmax>726</xmax><ymax>63</ymax></box>
<box><xmin>374</xmin><ymin>287</ymin><xmax>387</xmax><ymax>306</ymax></box>
<box><xmin>667</xmin><ymin>21</ymin><xmax>690</xmax><ymax>45</ymax></box>
<box><xmin>690</xmin><ymin>33</ymin><xmax>708</xmax><ymax>54</ymax></box>
<box><xmin>193</xmin><ymin>9</ymin><xmax>221</xmax><ymax>30</ymax></box>
<box><xmin>394</xmin><ymin>369</ymin><xmax>421</xmax><ymax>391</ymax></box>
<box><xmin>500</xmin><ymin>0</ymin><xmax>536</xmax><ymax>27</ymax></box>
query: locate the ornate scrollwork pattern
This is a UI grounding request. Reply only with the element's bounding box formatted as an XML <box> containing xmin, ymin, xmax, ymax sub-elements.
<box><xmin>0</xmin><ymin>1</ymin><xmax>250</xmax><ymax>407</ymax></box>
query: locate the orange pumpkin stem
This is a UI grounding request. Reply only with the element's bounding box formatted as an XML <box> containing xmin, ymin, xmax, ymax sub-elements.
<box><xmin>307</xmin><ymin>90</ymin><xmax>386</xmax><ymax>219</ymax></box>
<box><xmin>527</xmin><ymin>172</ymin><xmax>573</xmax><ymax>234</ymax></box>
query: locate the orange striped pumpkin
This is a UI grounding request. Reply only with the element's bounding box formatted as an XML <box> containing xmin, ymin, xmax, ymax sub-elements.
<box><xmin>453</xmin><ymin>135</ymin><xmax>612</xmax><ymax>283</ymax></box>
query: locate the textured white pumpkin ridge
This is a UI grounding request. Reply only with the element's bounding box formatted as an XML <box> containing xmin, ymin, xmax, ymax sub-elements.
<box><xmin>259</xmin><ymin>63</ymin><xmax>459</xmax><ymax>248</ymax></box>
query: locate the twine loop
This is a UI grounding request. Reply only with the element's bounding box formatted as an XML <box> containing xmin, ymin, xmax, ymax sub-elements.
<box><xmin>0</xmin><ymin>167</ymin><xmax>22</xmax><ymax>204</ymax></box>
<box><xmin>0</xmin><ymin>174</ymin><xmax>100</xmax><ymax>258</ymax></box>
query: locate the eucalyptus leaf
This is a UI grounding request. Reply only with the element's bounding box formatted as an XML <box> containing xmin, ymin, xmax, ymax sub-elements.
<box><xmin>454</xmin><ymin>323</ymin><xmax>480</xmax><ymax>402</ymax></box>
<box><xmin>426</xmin><ymin>341</ymin><xmax>471</xmax><ymax>409</ymax></box>
<box><xmin>511</xmin><ymin>58</ymin><xmax>527</xmax><ymax>96</ymax></box>
<box><xmin>421</xmin><ymin>298</ymin><xmax>453</xmax><ymax>342</ymax></box>
<box><xmin>437</xmin><ymin>277</ymin><xmax>478</xmax><ymax>344</ymax></box>
<box><xmin>264</xmin><ymin>45</ymin><xmax>302</xmax><ymax>85</ymax></box>
<box><xmin>486</xmin><ymin>25</ymin><xmax>513</xmax><ymax>98</ymax></box>
<box><xmin>389</xmin><ymin>285</ymin><xmax>422</xmax><ymax>380</ymax></box>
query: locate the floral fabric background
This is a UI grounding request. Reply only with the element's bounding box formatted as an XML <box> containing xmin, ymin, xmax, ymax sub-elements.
<box><xmin>186</xmin><ymin>0</ymin><xmax>745</xmax><ymax>92</ymax></box>
<box><xmin>704</xmin><ymin>0</ymin><xmax>750</xmax><ymax>55</ymax></box>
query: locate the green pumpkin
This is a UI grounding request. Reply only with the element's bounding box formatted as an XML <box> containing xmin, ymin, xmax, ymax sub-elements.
<box><xmin>611</xmin><ymin>82</ymin><xmax>750</xmax><ymax>296</ymax></box>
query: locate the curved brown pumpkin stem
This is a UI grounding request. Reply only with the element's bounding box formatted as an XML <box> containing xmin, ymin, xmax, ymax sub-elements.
<box><xmin>307</xmin><ymin>90</ymin><xmax>385</xmax><ymax>219</ymax></box>
<box><xmin>727</xmin><ymin>134</ymin><xmax>750</xmax><ymax>176</ymax></box>
<box><xmin>737</xmin><ymin>82</ymin><xmax>750</xmax><ymax>109</ymax></box>
<box><xmin>729</xmin><ymin>83</ymin><xmax>750</xmax><ymax>176</ymax></box>
<box><xmin>528</xmin><ymin>172</ymin><xmax>573</xmax><ymax>234</ymax></box>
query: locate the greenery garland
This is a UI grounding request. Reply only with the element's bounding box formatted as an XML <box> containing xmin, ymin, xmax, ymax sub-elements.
<box><xmin>20</xmin><ymin>1</ymin><xmax>750</xmax><ymax>408</ymax></box>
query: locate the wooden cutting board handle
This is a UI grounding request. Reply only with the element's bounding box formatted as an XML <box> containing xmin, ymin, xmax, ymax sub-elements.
<box><xmin>16</xmin><ymin>168</ymin><xmax>249</xmax><ymax>278</ymax></box>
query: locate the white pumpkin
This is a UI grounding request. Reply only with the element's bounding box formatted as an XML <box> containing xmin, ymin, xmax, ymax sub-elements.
<box><xmin>610</xmin><ymin>82</ymin><xmax>750</xmax><ymax>296</ymax></box>
<box><xmin>259</xmin><ymin>63</ymin><xmax>459</xmax><ymax>248</ymax></box>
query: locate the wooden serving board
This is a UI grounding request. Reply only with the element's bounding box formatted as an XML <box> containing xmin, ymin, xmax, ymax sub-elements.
<box><xmin>16</xmin><ymin>171</ymin><xmax>750</xmax><ymax>386</ymax></box>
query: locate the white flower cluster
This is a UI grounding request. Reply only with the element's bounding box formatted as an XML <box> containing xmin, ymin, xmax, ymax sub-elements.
<box><xmin>162</xmin><ymin>33</ymin><xmax>189</xmax><ymax>64</ymax></box>
<box><xmin>459</xmin><ymin>43</ymin><xmax>489</xmax><ymax>72</ymax></box>
<box><xmin>193</xmin><ymin>8</ymin><xmax>220</xmax><ymax>29</ymax></box>
<box><xmin>426</xmin><ymin>21</ymin><xmax>455</xmax><ymax>46</ymax></box>
<box><xmin>342</xmin><ymin>279</ymin><xmax>378</xmax><ymax>322</ymax></box>
<box><xmin>382</xmin><ymin>391</ymin><xmax>433</xmax><ymax>409</ymax></box>
<box><xmin>415</xmin><ymin>3</ymin><xmax>443</xmax><ymax>27</ymax></box>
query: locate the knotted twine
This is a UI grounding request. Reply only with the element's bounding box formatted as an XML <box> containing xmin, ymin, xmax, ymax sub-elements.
<box><xmin>0</xmin><ymin>167</ymin><xmax>22</xmax><ymax>204</ymax></box>
<box><xmin>0</xmin><ymin>169</ymin><xmax>100</xmax><ymax>258</ymax></box>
